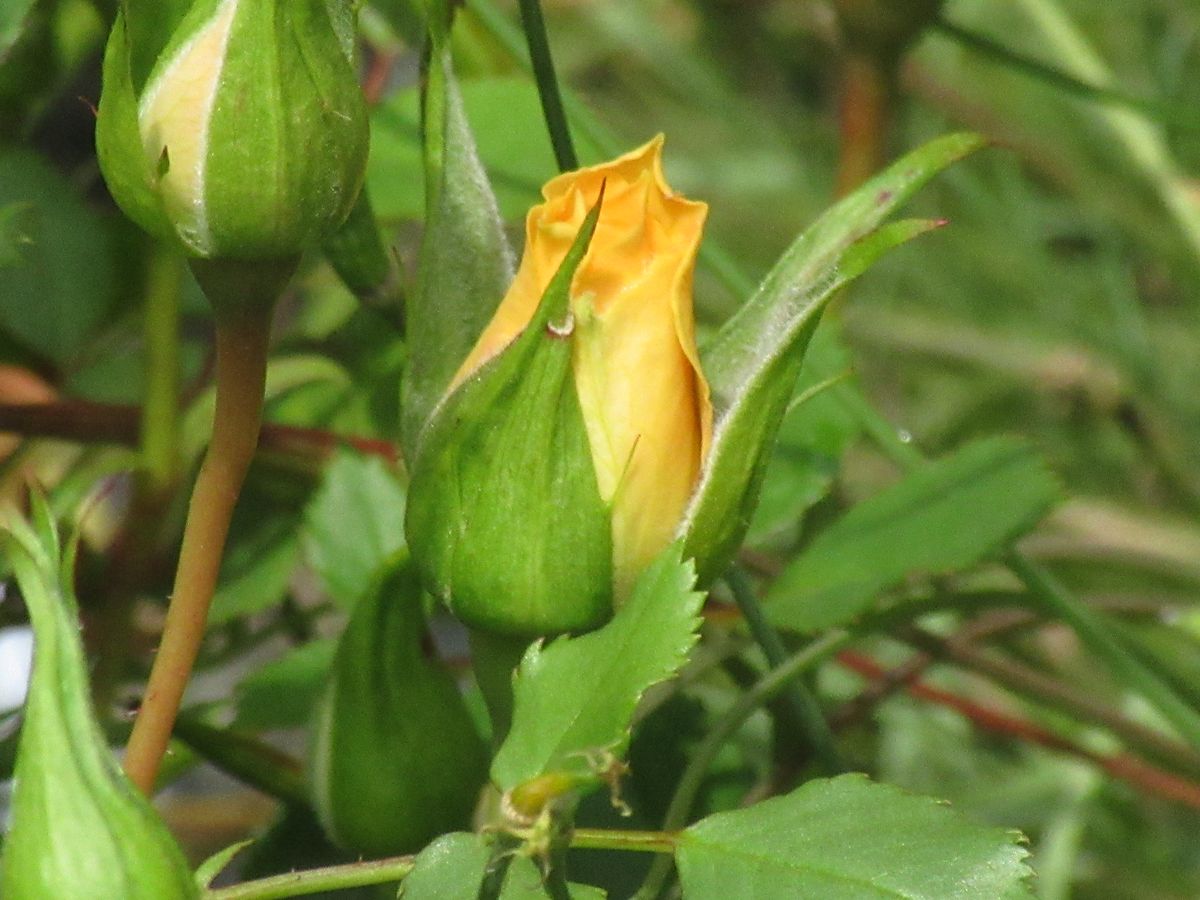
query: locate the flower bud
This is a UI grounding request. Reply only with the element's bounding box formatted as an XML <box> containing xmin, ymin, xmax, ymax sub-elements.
<box><xmin>310</xmin><ymin>563</ymin><xmax>488</xmax><ymax>855</ymax></box>
<box><xmin>0</xmin><ymin>503</ymin><xmax>197</xmax><ymax>899</ymax></box>
<box><xmin>407</xmin><ymin>137</ymin><xmax>712</xmax><ymax>636</ymax></box>
<box><xmin>96</xmin><ymin>0</ymin><xmax>369</xmax><ymax>260</ymax></box>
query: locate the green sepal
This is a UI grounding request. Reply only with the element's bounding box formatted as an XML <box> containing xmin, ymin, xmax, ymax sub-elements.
<box><xmin>406</xmin><ymin>197</ymin><xmax>612</xmax><ymax>638</ymax></box>
<box><xmin>680</xmin><ymin>133</ymin><xmax>985</xmax><ymax>585</ymax></box>
<box><xmin>200</xmin><ymin>0</ymin><xmax>368</xmax><ymax>259</ymax></box>
<box><xmin>95</xmin><ymin>11</ymin><xmax>176</xmax><ymax>245</ymax></box>
<box><xmin>400</xmin><ymin>28</ymin><xmax>513</xmax><ymax>456</ymax></box>
<box><xmin>321</xmin><ymin>187</ymin><xmax>405</xmax><ymax>329</ymax></box>
<box><xmin>0</xmin><ymin>499</ymin><xmax>197</xmax><ymax>899</ymax></box>
<box><xmin>309</xmin><ymin>560</ymin><xmax>488</xmax><ymax>856</ymax></box>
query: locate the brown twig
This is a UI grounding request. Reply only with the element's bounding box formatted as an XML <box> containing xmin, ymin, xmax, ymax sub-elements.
<box><xmin>0</xmin><ymin>401</ymin><xmax>398</xmax><ymax>464</ymax></box>
<box><xmin>900</xmin><ymin>624</ymin><xmax>1200</xmax><ymax>779</ymax></box>
<box><xmin>836</xmin><ymin>650</ymin><xmax>1200</xmax><ymax>809</ymax></box>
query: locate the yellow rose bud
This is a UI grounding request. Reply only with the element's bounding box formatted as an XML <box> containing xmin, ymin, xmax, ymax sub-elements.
<box><xmin>453</xmin><ymin>136</ymin><xmax>713</xmax><ymax>598</ymax></box>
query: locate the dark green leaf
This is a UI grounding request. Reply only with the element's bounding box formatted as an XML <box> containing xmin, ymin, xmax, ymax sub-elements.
<box><xmin>233</xmin><ymin>638</ymin><xmax>336</xmax><ymax>731</ymax></box>
<box><xmin>0</xmin><ymin>147</ymin><xmax>117</xmax><ymax>364</ymax></box>
<box><xmin>491</xmin><ymin>544</ymin><xmax>703</xmax><ymax>790</ymax></box>
<box><xmin>767</xmin><ymin>437</ymin><xmax>1060</xmax><ymax>632</ymax></box>
<box><xmin>677</xmin><ymin>774</ymin><xmax>1033</xmax><ymax>899</ymax></box>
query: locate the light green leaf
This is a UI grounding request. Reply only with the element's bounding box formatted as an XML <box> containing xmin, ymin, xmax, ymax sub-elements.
<box><xmin>209</xmin><ymin>529</ymin><xmax>299</xmax><ymax>625</ymax></box>
<box><xmin>0</xmin><ymin>0</ymin><xmax>39</xmax><ymax>53</ymax></box>
<box><xmin>677</xmin><ymin>774</ymin><xmax>1033</xmax><ymax>900</ymax></box>
<box><xmin>767</xmin><ymin>437</ymin><xmax>1060</xmax><ymax>632</ymax></box>
<box><xmin>491</xmin><ymin>544</ymin><xmax>703</xmax><ymax>791</ymax></box>
<box><xmin>0</xmin><ymin>500</ymin><xmax>197</xmax><ymax>899</ymax></box>
<box><xmin>399</xmin><ymin>832</ymin><xmax>606</xmax><ymax>899</ymax></box>
<box><xmin>302</xmin><ymin>448</ymin><xmax>407</xmax><ymax>607</ymax></box>
<box><xmin>682</xmin><ymin>134</ymin><xmax>985</xmax><ymax>585</ymax></box>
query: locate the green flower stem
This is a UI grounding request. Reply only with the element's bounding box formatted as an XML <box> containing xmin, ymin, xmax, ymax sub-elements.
<box><xmin>571</xmin><ymin>829</ymin><xmax>677</xmax><ymax>854</ymax></box>
<box><xmin>725</xmin><ymin>567</ymin><xmax>844</xmax><ymax>774</ymax></box>
<box><xmin>201</xmin><ymin>829</ymin><xmax>672</xmax><ymax>899</ymax></box>
<box><xmin>204</xmin><ymin>855</ymin><xmax>417</xmax><ymax>900</ymax></box>
<box><xmin>932</xmin><ymin>17</ymin><xmax>1198</xmax><ymax>132</ymax></box>
<box><xmin>140</xmin><ymin>246</ymin><xmax>184</xmax><ymax>494</ymax></box>
<box><xmin>124</xmin><ymin>260</ymin><xmax>292</xmax><ymax>795</ymax></box>
<box><xmin>516</xmin><ymin>0</ymin><xmax>577</xmax><ymax>172</ymax></box>
<box><xmin>634</xmin><ymin>629</ymin><xmax>853</xmax><ymax>900</ymax></box>
<box><xmin>469</xmin><ymin>629</ymin><xmax>532</xmax><ymax>747</ymax></box>
<box><xmin>1005</xmin><ymin>551</ymin><xmax>1200</xmax><ymax>749</ymax></box>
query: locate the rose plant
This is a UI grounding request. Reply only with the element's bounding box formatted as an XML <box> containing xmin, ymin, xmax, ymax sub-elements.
<box><xmin>9</xmin><ymin>0</ymin><xmax>1192</xmax><ymax>898</ymax></box>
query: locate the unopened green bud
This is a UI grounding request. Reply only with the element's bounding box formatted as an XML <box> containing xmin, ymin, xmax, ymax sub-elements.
<box><xmin>310</xmin><ymin>563</ymin><xmax>488</xmax><ymax>856</ymax></box>
<box><xmin>0</xmin><ymin>502</ymin><xmax>197</xmax><ymax>899</ymax></box>
<box><xmin>96</xmin><ymin>0</ymin><xmax>368</xmax><ymax>260</ymax></box>
<box><xmin>406</xmin><ymin>197</ymin><xmax>614</xmax><ymax>638</ymax></box>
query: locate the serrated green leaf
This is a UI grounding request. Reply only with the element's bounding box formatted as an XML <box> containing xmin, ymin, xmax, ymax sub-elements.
<box><xmin>491</xmin><ymin>544</ymin><xmax>703</xmax><ymax>790</ymax></box>
<box><xmin>677</xmin><ymin>774</ymin><xmax>1033</xmax><ymax>900</ymax></box>
<box><xmin>682</xmin><ymin>134</ymin><xmax>984</xmax><ymax>585</ymax></box>
<box><xmin>0</xmin><ymin>501</ymin><xmax>197</xmax><ymax>899</ymax></box>
<box><xmin>767</xmin><ymin>437</ymin><xmax>1060</xmax><ymax>632</ymax></box>
<box><xmin>302</xmin><ymin>448</ymin><xmax>407</xmax><ymax>607</ymax></box>
<box><xmin>401</xmin><ymin>41</ymin><xmax>514</xmax><ymax>456</ymax></box>
<box><xmin>399</xmin><ymin>832</ymin><xmax>606</xmax><ymax>899</ymax></box>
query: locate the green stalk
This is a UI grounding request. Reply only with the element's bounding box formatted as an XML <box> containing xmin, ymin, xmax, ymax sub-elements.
<box><xmin>516</xmin><ymin>0</ymin><xmax>577</xmax><ymax>172</ymax></box>
<box><xmin>140</xmin><ymin>248</ymin><xmax>184</xmax><ymax>494</ymax></box>
<box><xmin>933</xmin><ymin>18</ymin><xmax>1199</xmax><ymax>132</ymax></box>
<box><xmin>1005</xmin><ymin>552</ymin><xmax>1200</xmax><ymax>749</ymax></box>
<box><xmin>725</xmin><ymin>567</ymin><xmax>844</xmax><ymax>773</ymax></box>
<box><xmin>571</xmin><ymin>829</ymin><xmax>676</xmax><ymax>854</ymax></box>
<box><xmin>88</xmin><ymin>246</ymin><xmax>184</xmax><ymax>713</ymax></box>
<box><xmin>204</xmin><ymin>856</ymin><xmax>416</xmax><ymax>900</ymax></box>
<box><xmin>634</xmin><ymin>630</ymin><xmax>853</xmax><ymax>900</ymax></box>
<box><xmin>123</xmin><ymin>259</ymin><xmax>294</xmax><ymax>795</ymax></box>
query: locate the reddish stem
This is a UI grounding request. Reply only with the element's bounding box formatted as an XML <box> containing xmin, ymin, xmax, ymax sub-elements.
<box><xmin>837</xmin><ymin>650</ymin><xmax>1200</xmax><ymax>809</ymax></box>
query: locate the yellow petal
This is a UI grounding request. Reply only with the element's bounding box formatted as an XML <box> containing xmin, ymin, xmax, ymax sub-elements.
<box><xmin>137</xmin><ymin>0</ymin><xmax>241</xmax><ymax>254</ymax></box>
<box><xmin>453</xmin><ymin>136</ymin><xmax>713</xmax><ymax>599</ymax></box>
